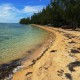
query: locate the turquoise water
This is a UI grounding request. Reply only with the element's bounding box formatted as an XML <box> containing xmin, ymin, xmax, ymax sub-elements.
<box><xmin>0</xmin><ymin>23</ymin><xmax>50</xmax><ymax>64</ymax></box>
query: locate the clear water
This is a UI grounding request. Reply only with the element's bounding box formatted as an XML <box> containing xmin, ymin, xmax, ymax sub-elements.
<box><xmin>0</xmin><ymin>23</ymin><xmax>49</xmax><ymax>64</ymax></box>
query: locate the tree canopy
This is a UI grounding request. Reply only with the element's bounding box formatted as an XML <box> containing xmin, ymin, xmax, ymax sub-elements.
<box><xmin>19</xmin><ymin>0</ymin><xmax>80</xmax><ymax>29</ymax></box>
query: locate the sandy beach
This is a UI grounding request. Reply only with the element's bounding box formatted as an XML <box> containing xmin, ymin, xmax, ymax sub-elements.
<box><xmin>12</xmin><ymin>25</ymin><xmax>80</xmax><ymax>80</ymax></box>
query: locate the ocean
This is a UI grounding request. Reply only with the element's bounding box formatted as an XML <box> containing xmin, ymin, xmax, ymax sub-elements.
<box><xmin>0</xmin><ymin>23</ymin><xmax>50</xmax><ymax>65</ymax></box>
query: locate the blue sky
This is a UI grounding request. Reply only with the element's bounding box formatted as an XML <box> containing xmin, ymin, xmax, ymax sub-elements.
<box><xmin>0</xmin><ymin>0</ymin><xmax>50</xmax><ymax>23</ymax></box>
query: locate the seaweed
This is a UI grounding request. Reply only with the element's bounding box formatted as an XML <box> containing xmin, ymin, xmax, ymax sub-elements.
<box><xmin>68</xmin><ymin>41</ymin><xmax>75</xmax><ymax>44</ymax></box>
<box><xmin>27</xmin><ymin>50</ymin><xmax>33</xmax><ymax>54</ymax></box>
<box><xmin>26</xmin><ymin>72</ymin><xmax>32</xmax><ymax>76</ymax></box>
<box><xmin>65</xmin><ymin>73</ymin><xmax>72</xmax><ymax>80</ymax></box>
<box><xmin>64</xmin><ymin>34</ymin><xmax>75</xmax><ymax>39</ymax></box>
<box><xmin>67</xmin><ymin>61</ymin><xmax>80</xmax><ymax>72</ymax></box>
<box><xmin>57</xmin><ymin>70</ymin><xmax>64</xmax><ymax>77</ymax></box>
<box><xmin>77</xmin><ymin>48</ymin><xmax>80</xmax><ymax>50</ymax></box>
<box><xmin>50</xmin><ymin>50</ymin><xmax>57</xmax><ymax>53</ymax></box>
<box><xmin>0</xmin><ymin>59</ymin><xmax>21</xmax><ymax>80</ymax></box>
<box><xmin>71</xmin><ymin>49</ymin><xmax>80</xmax><ymax>54</ymax></box>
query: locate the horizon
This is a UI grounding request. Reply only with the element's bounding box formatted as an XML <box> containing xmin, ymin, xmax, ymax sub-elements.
<box><xmin>0</xmin><ymin>0</ymin><xmax>50</xmax><ymax>23</ymax></box>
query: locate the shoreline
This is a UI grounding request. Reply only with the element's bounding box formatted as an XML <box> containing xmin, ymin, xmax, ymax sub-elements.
<box><xmin>12</xmin><ymin>24</ymin><xmax>56</xmax><ymax>80</ymax></box>
<box><xmin>12</xmin><ymin>25</ymin><xmax>80</xmax><ymax>80</ymax></box>
<box><xmin>0</xmin><ymin>24</ymin><xmax>55</xmax><ymax>80</ymax></box>
<box><xmin>21</xmin><ymin>24</ymin><xmax>55</xmax><ymax>67</ymax></box>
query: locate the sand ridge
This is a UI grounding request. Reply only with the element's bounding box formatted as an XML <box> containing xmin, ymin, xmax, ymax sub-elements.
<box><xmin>12</xmin><ymin>25</ymin><xmax>80</xmax><ymax>80</ymax></box>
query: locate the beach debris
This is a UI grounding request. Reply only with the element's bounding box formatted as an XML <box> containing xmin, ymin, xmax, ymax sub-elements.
<box><xmin>64</xmin><ymin>33</ymin><xmax>78</xmax><ymax>39</ymax></box>
<box><xmin>71</xmin><ymin>49</ymin><xmax>80</xmax><ymax>54</ymax></box>
<box><xmin>77</xmin><ymin>48</ymin><xmax>80</xmax><ymax>50</ymax></box>
<box><xmin>27</xmin><ymin>50</ymin><xmax>32</xmax><ymax>53</ymax></box>
<box><xmin>68</xmin><ymin>41</ymin><xmax>76</xmax><ymax>44</ymax></box>
<box><xmin>25</xmin><ymin>72</ymin><xmax>32</xmax><ymax>80</ymax></box>
<box><xmin>50</xmin><ymin>50</ymin><xmax>57</xmax><ymax>53</ymax></box>
<box><xmin>0</xmin><ymin>59</ymin><xmax>21</xmax><ymax>80</ymax></box>
<box><xmin>65</xmin><ymin>73</ymin><xmax>72</xmax><ymax>80</ymax></box>
<box><xmin>26</xmin><ymin>72</ymin><xmax>32</xmax><ymax>76</ymax></box>
<box><xmin>32</xmin><ymin>60</ymin><xmax>36</xmax><ymax>64</ymax></box>
<box><xmin>67</xmin><ymin>61</ymin><xmax>80</xmax><ymax>72</ymax></box>
<box><xmin>57</xmin><ymin>70</ymin><xmax>64</xmax><ymax>77</ymax></box>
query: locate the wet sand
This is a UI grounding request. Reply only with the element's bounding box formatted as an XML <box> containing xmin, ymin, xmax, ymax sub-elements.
<box><xmin>12</xmin><ymin>25</ymin><xmax>80</xmax><ymax>80</ymax></box>
<box><xmin>0</xmin><ymin>24</ymin><xmax>55</xmax><ymax>80</ymax></box>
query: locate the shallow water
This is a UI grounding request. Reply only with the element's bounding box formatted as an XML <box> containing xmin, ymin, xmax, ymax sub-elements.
<box><xmin>0</xmin><ymin>23</ymin><xmax>50</xmax><ymax>64</ymax></box>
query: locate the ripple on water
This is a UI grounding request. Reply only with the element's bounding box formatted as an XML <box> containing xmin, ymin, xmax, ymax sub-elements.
<box><xmin>0</xmin><ymin>23</ymin><xmax>50</xmax><ymax>65</ymax></box>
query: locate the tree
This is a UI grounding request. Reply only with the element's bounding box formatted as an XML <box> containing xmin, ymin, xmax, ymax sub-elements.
<box><xmin>19</xmin><ymin>17</ymin><xmax>31</xmax><ymax>24</ymax></box>
<box><xmin>19</xmin><ymin>0</ymin><xmax>80</xmax><ymax>29</ymax></box>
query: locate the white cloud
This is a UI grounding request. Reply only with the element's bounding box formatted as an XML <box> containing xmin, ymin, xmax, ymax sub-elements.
<box><xmin>23</xmin><ymin>6</ymin><xmax>44</xmax><ymax>13</ymax></box>
<box><xmin>0</xmin><ymin>4</ymin><xmax>19</xmax><ymax>23</ymax></box>
<box><xmin>0</xmin><ymin>4</ymin><xmax>14</xmax><ymax>17</ymax></box>
<box><xmin>0</xmin><ymin>3</ymin><xmax>45</xmax><ymax>23</ymax></box>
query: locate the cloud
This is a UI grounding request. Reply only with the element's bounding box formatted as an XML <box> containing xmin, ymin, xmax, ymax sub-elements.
<box><xmin>0</xmin><ymin>3</ymin><xmax>45</xmax><ymax>23</ymax></box>
<box><xmin>23</xmin><ymin>6</ymin><xmax>44</xmax><ymax>13</ymax></box>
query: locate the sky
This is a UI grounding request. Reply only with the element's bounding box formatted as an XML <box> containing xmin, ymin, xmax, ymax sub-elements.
<box><xmin>0</xmin><ymin>0</ymin><xmax>50</xmax><ymax>23</ymax></box>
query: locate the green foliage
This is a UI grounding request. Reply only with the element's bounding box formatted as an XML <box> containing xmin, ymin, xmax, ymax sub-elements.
<box><xmin>19</xmin><ymin>17</ymin><xmax>31</xmax><ymax>24</ymax></box>
<box><xmin>19</xmin><ymin>0</ymin><xmax>80</xmax><ymax>29</ymax></box>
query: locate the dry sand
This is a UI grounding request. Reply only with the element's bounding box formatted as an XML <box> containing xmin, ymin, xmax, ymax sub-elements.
<box><xmin>12</xmin><ymin>25</ymin><xmax>80</xmax><ymax>80</ymax></box>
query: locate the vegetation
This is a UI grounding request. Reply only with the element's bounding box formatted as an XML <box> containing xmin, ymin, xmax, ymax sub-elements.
<box><xmin>19</xmin><ymin>0</ymin><xmax>80</xmax><ymax>29</ymax></box>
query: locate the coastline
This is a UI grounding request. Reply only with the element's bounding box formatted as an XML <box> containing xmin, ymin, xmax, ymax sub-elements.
<box><xmin>21</xmin><ymin>24</ymin><xmax>55</xmax><ymax>67</ymax></box>
<box><xmin>12</xmin><ymin>25</ymin><xmax>56</xmax><ymax>80</ymax></box>
<box><xmin>0</xmin><ymin>24</ymin><xmax>55</xmax><ymax>80</ymax></box>
<box><xmin>12</xmin><ymin>25</ymin><xmax>80</xmax><ymax>80</ymax></box>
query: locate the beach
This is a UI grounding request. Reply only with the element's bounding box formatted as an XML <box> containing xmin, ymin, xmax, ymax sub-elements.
<box><xmin>0</xmin><ymin>24</ymin><xmax>54</xmax><ymax>80</ymax></box>
<box><xmin>12</xmin><ymin>25</ymin><xmax>80</xmax><ymax>80</ymax></box>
